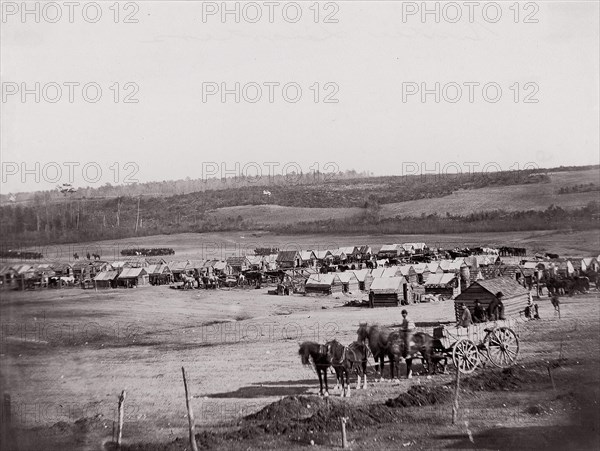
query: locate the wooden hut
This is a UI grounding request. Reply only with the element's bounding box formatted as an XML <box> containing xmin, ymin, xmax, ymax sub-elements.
<box><xmin>369</xmin><ymin>277</ymin><xmax>404</xmax><ymax>307</ymax></box>
<box><xmin>424</xmin><ymin>273</ymin><xmax>460</xmax><ymax>299</ymax></box>
<box><xmin>330</xmin><ymin>249</ymin><xmax>348</xmax><ymax>265</ymax></box>
<box><xmin>304</xmin><ymin>273</ymin><xmax>343</xmax><ymax>295</ymax></box>
<box><xmin>454</xmin><ymin>277</ymin><xmax>528</xmax><ymax>322</ymax></box>
<box><xmin>49</xmin><ymin>262</ymin><xmax>72</xmax><ymax>277</ymax></box>
<box><xmin>117</xmin><ymin>268</ymin><xmax>149</xmax><ymax>287</ymax></box>
<box><xmin>94</xmin><ymin>270</ymin><xmax>119</xmax><ymax>289</ymax></box>
<box><xmin>147</xmin><ymin>263</ymin><xmax>173</xmax><ymax>285</ymax></box>
<box><xmin>412</xmin><ymin>263</ymin><xmax>431</xmax><ymax>284</ymax></box>
<box><xmin>171</xmin><ymin>261</ymin><xmax>191</xmax><ymax>280</ymax></box>
<box><xmin>337</xmin><ymin>272</ymin><xmax>360</xmax><ymax>293</ymax></box>
<box><xmin>349</xmin><ymin>269</ymin><xmax>373</xmax><ymax>291</ymax></box>
<box><xmin>338</xmin><ymin>247</ymin><xmax>356</xmax><ymax>262</ymax></box>
<box><xmin>582</xmin><ymin>257</ymin><xmax>599</xmax><ymax>273</ymax></box>
<box><xmin>377</xmin><ymin>244</ymin><xmax>401</xmax><ymax>259</ymax></box>
<box><xmin>226</xmin><ymin>256</ymin><xmax>250</xmax><ymax>274</ymax></box>
<box><xmin>72</xmin><ymin>261</ymin><xmax>111</xmax><ymax>281</ymax></box>
<box><xmin>313</xmin><ymin>250</ymin><xmax>333</xmax><ymax>266</ymax></box>
<box><xmin>300</xmin><ymin>251</ymin><xmax>317</xmax><ymax>268</ymax></box>
<box><xmin>397</xmin><ymin>265</ymin><xmax>418</xmax><ymax>284</ymax></box>
<box><xmin>355</xmin><ymin>245</ymin><xmax>372</xmax><ymax>262</ymax></box>
<box><xmin>276</xmin><ymin>250</ymin><xmax>302</xmax><ymax>269</ymax></box>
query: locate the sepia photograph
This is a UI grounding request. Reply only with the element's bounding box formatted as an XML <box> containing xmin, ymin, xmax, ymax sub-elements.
<box><xmin>1</xmin><ymin>1</ymin><xmax>599</xmax><ymax>449</ymax></box>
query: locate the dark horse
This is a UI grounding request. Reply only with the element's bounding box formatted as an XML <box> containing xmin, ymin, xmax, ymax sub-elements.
<box><xmin>326</xmin><ymin>340</ymin><xmax>369</xmax><ymax>397</ymax></box>
<box><xmin>357</xmin><ymin>323</ymin><xmax>399</xmax><ymax>381</ymax></box>
<box><xmin>298</xmin><ymin>341</ymin><xmax>332</xmax><ymax>397</ymax></box>
<box><xmin>394</xmin><ymin>331</ymin><xmax>447</xmax><ymax>378</ymax></box>
<box><xmin>358</xmin><ymin>323</ymin><xmax>446</xmax><ymax>379</ymax></box>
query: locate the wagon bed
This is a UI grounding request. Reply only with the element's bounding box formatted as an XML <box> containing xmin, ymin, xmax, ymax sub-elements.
<box><xmin>430</xmin><ymin>318</ymin><xmax>522</xmax><ymax>374</ymax></box>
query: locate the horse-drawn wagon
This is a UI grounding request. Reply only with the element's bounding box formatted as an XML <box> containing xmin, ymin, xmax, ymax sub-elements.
<box><xmin>432</xmin><ymin>318</ymin><xmax>520</xmax><ymax>374</ymax></box>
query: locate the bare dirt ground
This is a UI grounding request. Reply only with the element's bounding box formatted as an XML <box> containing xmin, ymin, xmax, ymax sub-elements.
<box><xmin>1</xmin><ymin>284</ymin><xmax>599</xmax><ymax>450</ymax></box>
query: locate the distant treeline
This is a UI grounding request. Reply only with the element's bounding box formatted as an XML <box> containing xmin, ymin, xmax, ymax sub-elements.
<box><xmin>0</xmin><ymin>169</ymin><xmax>550</xmax><ymax>246</ymax></box>
<box><xmin>2</xmin><ymin>167</ymin><xmax>598</xmax><ymax>246</ymax></box>
<box><xmin>273</xmin><ymin>203</ymin><xmax>600</xmax><ymax>235</ymax></box>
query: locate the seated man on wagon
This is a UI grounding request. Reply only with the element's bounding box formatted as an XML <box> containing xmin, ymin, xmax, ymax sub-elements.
<box><xmin>472</xmin><ymin>300</ymin><xmax>487</xmax><ymax>323</ymax></box>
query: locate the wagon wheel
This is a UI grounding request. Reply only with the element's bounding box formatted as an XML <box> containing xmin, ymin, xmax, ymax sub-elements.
<box><xmin>452</xmin><ymin>339</ymin><xmax>480</xmax><ymax>374</ymax></box>
<box><xmin>485</xmin><ymin>327</ymin><xmax>519</xmax><ymax>368</ymax></box>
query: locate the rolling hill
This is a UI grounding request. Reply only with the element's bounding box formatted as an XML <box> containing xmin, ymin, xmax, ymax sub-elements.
<box><xmin>1</xmin><ymin>166</ymin><xmax>598</xmax><ymax>245</ymax></box>
<box><xmin>206</xmin><ymin>169</ymin><xmax>599</xmax><ymax>225</ymax></box>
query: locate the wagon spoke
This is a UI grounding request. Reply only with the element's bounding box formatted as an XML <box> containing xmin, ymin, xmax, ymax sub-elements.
<box><xmin>504</xmin><ymin>347</ymin><xmax>518</xmax><ymax>360</ymax></box>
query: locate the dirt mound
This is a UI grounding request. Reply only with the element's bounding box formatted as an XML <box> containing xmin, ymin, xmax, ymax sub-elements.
<box><xmin>303</xmin><ymin>402</ymin><xmax>398</xmax><ymax>432</ymax></box>
<box><xmin>461</xmin><ymin>366</ymin><xmax>539</xmax><ymax>391</ymax></box>
<box><xmin>385</xmin><ymin>384</ymin><xmax>452</xmax><ymax>408</ymax></box>
<box><xmin>242</xmin><ymin>395</ymin><xmax>402</xmax><ymax>436</ymax></box>
<box><xmin>245</xmin><ymin>396</ymin><xmax>329</xmax><ymax>422</ymax></box>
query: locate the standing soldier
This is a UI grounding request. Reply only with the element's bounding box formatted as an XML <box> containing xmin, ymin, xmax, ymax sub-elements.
<box><xmin>399</xmin><ymin>309</ymin><xmax>416</xmax><ymax>359</ymax></box>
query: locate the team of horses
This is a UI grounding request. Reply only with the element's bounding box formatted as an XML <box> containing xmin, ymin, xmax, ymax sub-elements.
<box><xmin>298</xmin><ymin>323</ymin><xmax>447</xmax><ymax>397</ymax></box>
<box><xmin>176</xmin><ymin>270</ymin><xmax>272</xmax><ymax>290</ymax></box>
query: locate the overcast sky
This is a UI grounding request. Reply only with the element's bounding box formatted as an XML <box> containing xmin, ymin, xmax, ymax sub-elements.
<box><xmin>1</xmin><ymin>1</ymin><xmax>599</xmax><ymax>193</ymax></box>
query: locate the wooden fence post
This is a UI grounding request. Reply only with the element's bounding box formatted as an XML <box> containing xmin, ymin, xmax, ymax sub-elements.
<box><xmin>452</xmin><ymin>366</ymin><xmax>461</xmax><ymax>425</ymax></box>
<box><xmin>117</xmin><ymin>390</ymin><xmax>126</xmax><ymax>447</ymax></box>
<box><xmin>341</xmin><ymin>417</ymin><xmax>348</xmax><ymax>448</ymax></box>
<box><xmin>182</xmin><ymin>367</ymin><xmax>198</xmax><ymax>451</ymax></box>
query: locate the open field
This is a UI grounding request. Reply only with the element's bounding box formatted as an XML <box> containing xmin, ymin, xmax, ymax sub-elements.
<box><xmin>13</xmin><ymin>229</ymin><xmax>600</xmax><ymax>265</ymax></box>
<box><xmin>1</xmin><ymin>285</ymin><xmax>599</xmax><ymax>450</ymax></box>
<box><xmin>206</xmin><ymin>169</ymin><xmax>600</xmax><ymax>225</ymax></box>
